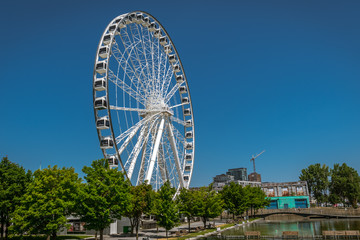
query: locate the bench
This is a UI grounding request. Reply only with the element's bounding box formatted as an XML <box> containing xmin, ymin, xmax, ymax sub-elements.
<box><xmin>323</xmin><ymin>230</ymin><xmax>360</xmax><ymax>239</ymax></box>
<box><xmin>245</xmin><ymin>231</ymin><xmax>261</xmax><ymax>239</ymax></box>
<box><xmin>282</xmin><ymin>231</ymin><xmax>298</xmax><ymax>239</ymax></box>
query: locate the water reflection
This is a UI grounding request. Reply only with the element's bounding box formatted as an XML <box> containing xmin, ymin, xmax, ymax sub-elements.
<box><xmin>221</xmin><ymin>219</ymin><xmax>360</xmax><ymax>237</ymax></box>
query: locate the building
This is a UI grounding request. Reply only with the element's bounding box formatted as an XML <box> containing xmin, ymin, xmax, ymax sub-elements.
<box><xmin>212</xmin><ymin>170</ymin><xmax>310</xmax><ymax>209</ymax></box>
<box><xmin>227</xmin><ymin>168</ymin><xmax>248</xmax><ymax>181</ymax></box>
<box><xmin>248</xmin><ymin>172</ymin><xmax>261</xmax><ymax>182</ymax></box>
<box><xmin>214</xmin><ymin>174</ymin><xmax>234</xmax><ymax>183</ymax></box>
<box><xmin>261</xmin><ymin>181</ymin><xmax>310</xmax><ymax>209</ymax></box>
<box><xmin>213</xmin><ymin>174</ymin><xmax>234</xmax><ymax>191</ymax></box>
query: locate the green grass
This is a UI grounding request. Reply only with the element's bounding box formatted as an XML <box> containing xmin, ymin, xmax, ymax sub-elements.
<box><xmin>172</xmin><ymin>221</ymin><xmax>259</xmax><ymax>239</ymax></box>
<box><xmin>8</xmin><ymin>235</ymin><xmax>91</xmax><ymax>240</ymax></box>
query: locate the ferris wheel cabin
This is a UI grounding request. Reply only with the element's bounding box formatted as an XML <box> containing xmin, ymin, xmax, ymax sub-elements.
<box><xmin>185</xmin><ymin>142</ymin><xmax>193</xmax><ymax>150</ymax></box>
<box><xmin>96</xmin><ymin>116</ymin><xmax>110</xmax><ymax>130</ymax></box>
<box><xmin>106</xmin><ymin>155</ymin><xmax>119</xmax><ymax>166</ymax></box>
<box><xmin>94</xmin><ymin>97</ymin><xmax>107</xmax><ymax>110</ymax></box>
<box><xmin>185</xmin><ymin>131</ymin><xmax>193</xmax><ymax>138</ymax></box>
<box><xmin>184</xmin><ymin>108</ymin><xmax>191</xmax><ymax>116</ymax></box>
<box><xmin>185</xmin><ymin>119</ymin><xmax>192</xmax><ymax>127</ymax></box>
<box><xmin>154</xmin><ymin>29</ymin><xmax>161</xmax><ymax>38</ymax></box>
<box><xmin>100</xmin><ymin>136</ymin><xmax>114</xmax><ymax>149</ymax></box>
<box><xmin>148</xmin><ymin>22</ymin><xmax>156</xmax><ymax>32</ymax></box>
<box><xmin>176</xmin><ymin>75</ymin><xmax>184</xmax><ymax>83</ymax></box>
<box><xmin>164</xmin><ymin>45</ymin><xmax>172</xmax><ymax>54</ymax></box>
<box><xmin>181</xmin><ymin>97</ymin><xmax>189</xmax><ymax>104</ymax></box>
<box><xmin>179</xmin><ymin>86</ymin><xmax>187</xmax><ymax>94</ymax></box>
<box><xmin>96</xmin><ymin>61</ymin><xmax>107</xmax><ymax>74</ymax></box>
<box><xmin>173</xmin><ymin>65</ymin><xmax>180</xmax><ymax>73</ymax></box>
<box><xmin>99</xmin><ymin>47</ymin><xmax>109</xmax><ymax>59</ymax></box>
<box><xmin>159</xmin><ymin>36</ymin><xmax>168</xmax><ymax>46</ymax></box>
<box><xmin>185</xmin><ymin>154</ymin><xmax>192</xmax><ymax>161</ymax></box>
<box><xmin>142</xmin><ymin>17</ymin><xmax>150</xmax><ymax>27</ymax></box>
<box><xmin>103</xmin><ymin>34</ymin><xmax>111</xmax><ymax>45</ymax></box>
<box><xmin>94</xmin><ymin>77</ymin><xmax>106</xmax><ymax>91</ymax></box>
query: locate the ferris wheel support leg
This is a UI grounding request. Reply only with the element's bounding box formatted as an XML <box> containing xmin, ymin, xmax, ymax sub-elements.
<box><xmin>118</xmin><ymin>124</ymin><xmax>142</xmax><ymax>155</ymax></box>
<box><xmin>157</xmin><ymin>143</ymin><xmax>168</xmax><ymax>183</ymax></box>
<box><xmin>127</xmin><ymin>126</ymin><xmax>146</xmax><ymax>179</ymax></box>
<box><xmin>137</xmin><ymin>137</ymin><xmax>148</xmax><ymax>185</ymax></box>
<box><xmin>167</xmin><ymin>122</ymin><xmax>185</xmax><ymax>188</ymax></box>
<box><xmin>145</xmin><ymin>118</ymin><xmax>165</xmax><ymax>183</ymax></box>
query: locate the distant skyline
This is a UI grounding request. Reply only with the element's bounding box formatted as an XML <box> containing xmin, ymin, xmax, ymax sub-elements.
<box><xmin>1</xmin><ymin>0</ymin><xmax>359</xmax><ymax>187</ymax></box>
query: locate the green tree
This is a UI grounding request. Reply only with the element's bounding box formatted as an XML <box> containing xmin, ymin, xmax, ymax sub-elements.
<box><xmin>153</xmin><ymin>181</ymin><xmax>179</xmax><ymax>238</ymax></box>
<box><xmin>220</xmin><ymin>182</ymin><xmax>247</xmax><ymax>219</ymax></box>
<box><xmin>244</xmin><ymin>186</ymin><xmax>270</xmax><ymax>217</ymax></box>
<box><xmin>124</xmin><ymin>182</ymin><xmax>154</xmax><ymax>240</ymax></box>
<box><xmin>0</xmin><ymin>157</ymin><xmax>31</xmax><ymax>240</ymax></box>
<box><xmin>195</xmin><ymin>185</ymin><xmax>223</xmax><ymax>228</ymax></box>
<box><xmin>299</xmin><ymin>163</ymin><xmax>330</xmax><ymax>205</ymax></box>
<box><xmin>329</xmin><ymin>163</ymin><xmax>360</xmax><ymax>208</ymax></box>
<box><xmin>176</xmin><ymin>188</ymin><xmax>198</xmax><ymax>232</ymax></box>
<box><xmin>11</xmin><ymin>166</ymin><xmax>81</xmax><ymax>240</ymax></box>
<box><xmin>77</xmin><ymin>159</ymin><xmax>131</xmax><ymax>240</ymax></box>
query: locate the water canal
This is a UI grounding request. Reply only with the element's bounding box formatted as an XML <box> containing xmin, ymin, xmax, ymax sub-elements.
<box><xmin>203</xmin><ymin>218</ymin><xmax>360</xmax><ymax>239</ymax></box>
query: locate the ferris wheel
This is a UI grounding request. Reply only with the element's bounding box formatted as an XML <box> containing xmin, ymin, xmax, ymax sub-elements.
<box><xmin>93</xmin><ymin>11</ymin><xmax>195</xmax><ymax>190</ymax></box>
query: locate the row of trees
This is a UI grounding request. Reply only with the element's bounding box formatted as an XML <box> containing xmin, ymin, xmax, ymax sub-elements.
<box><xmin>299</xmin><ymin>163</ymin><xmax>360</xmax><ymax>208</ymax></box>
<box><xmin>0</xmin><ymin>157</ymin><xmax>270</xmax><ymax>240</ymax></box>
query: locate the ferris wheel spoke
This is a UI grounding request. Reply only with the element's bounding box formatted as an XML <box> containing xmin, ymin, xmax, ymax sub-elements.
<box><xmin>169</xmin><ymin>103</ymin><xmax>187</xmax><ymax>109</ymax></box>
<box><xmin>145</xmin><ymin>117</ymin><xmax>165</xmax><ymax>183</ymax></box>
<box><xmin>110</xmin><ymin>106</ymin><xmax>144</xmax><ymax>112</ymax></box>
<box><xmin>170</xmin><ymin>116</ymin><xmax>186</xmax><ymax>126</ymax></box>
<box><xmin>118</xmin><ymin>30</ymin><xmax>149</xmax><ymax>94</ymax></box>
<box><xmin>111</xmin><ymin>43</ymin><xmax>148</xmax><ymax>97</ymax></box>
<box><xmin>137</xmin><ymin>24</ymin><xmax>154</xmax><ymax>94</ymax></box>
<box><xmin>161</xmin><ymin>63</ymin><xmax>174</xmax><ymax>98</ymax></box>
<box><xmin>166</xmin><ymin>122</ymin><xmax>185</xmax><ymax>188</ymax></box>
<box><xmin>136</xmin><ymin>136</ymin><xmax>148</xmax><ymax>185</ymax></box>
<box><xmin>129</xmin><ymin>24</ymin><xmax>152</xmax><ymax>85</ymax></box>
<box><xmin>125</xmin><ymin>124</ymin><xmax>147</xmax><ymax>179</ymax></box>
<box><xmin>115</xmin><ymin>114</ymin><xmax>157</xmax><ymax>144</ymax></box>
<box><xmin>164</xmin><ymin>81</ymin><xmax>185</xmax><ymax>104</ymax></box>
<box><xmin>108</xmin><ymin>69</ymin><xmax>146</xmax><ymax>104</ymax></box>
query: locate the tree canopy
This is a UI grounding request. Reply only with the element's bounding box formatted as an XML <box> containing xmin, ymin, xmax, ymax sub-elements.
<box><xmin>0</xmin><ymin>157</ymin><xmax>31</xmax><ymax>240</ymax></box>
<box><xmin>11</xmin><ymin>166</ymin><xmax>81</xmax><ymax>240</ymax></box>
<box><xmin>153</xmin><ymin>181</ymin><xmax>179</xmax><ymax>238</ymax></box>
<box><xmin>77</xmin><ymin>159</ymin><xmax>131</xmax><ymax>240</ymax></box>
<box><xmin>220</xmin><ymin>182</ymin><xmax>247</xmax><ymax>219</ymax></box>
<box><xmin>299</xmin><ymin>163</ymin><xmax>330</xmax><ymax>205</ymax></box>
<box><xmin>124</xmin><ymin>182</ymin><xmax>154</xmax><ymax>240</ymax></box>
<box><xmin>176</xmin><ymin>188</ymin><xmax>199</xmax><ymax>232</ymax></box>
<box><xmin>329</xmin><ymin>163</ymin><xmax>360</xmax><ymax>208</ymax></box>
<box><xmin>195</xmin><ymin>185</ymin><xmax>223</xmax><ymax>228</ymax></box>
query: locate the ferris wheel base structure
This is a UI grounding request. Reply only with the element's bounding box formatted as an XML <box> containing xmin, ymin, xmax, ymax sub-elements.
<box><xmin>93</xmin><ymin>11</ymin><xmax>195</xmax><ymax>191</ymax></box>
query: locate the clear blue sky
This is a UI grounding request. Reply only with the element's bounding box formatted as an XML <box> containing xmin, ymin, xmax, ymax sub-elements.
<box><xmin>1</xmin><ymin>0</ymin><xmax>359</xmax><ymax>187</ymax></box>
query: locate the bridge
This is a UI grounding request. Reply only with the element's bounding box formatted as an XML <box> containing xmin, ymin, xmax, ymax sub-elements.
<box><xmin>255</xmin><ymin>208</ymin><xmax>360</xmax><ymax>219</ymax></box>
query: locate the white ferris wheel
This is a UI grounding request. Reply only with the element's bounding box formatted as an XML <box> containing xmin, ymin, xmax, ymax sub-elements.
<box><xmin>93</xmin><ymin>11</ymin><xmax>195</xmax><ymax>190</ymax></box>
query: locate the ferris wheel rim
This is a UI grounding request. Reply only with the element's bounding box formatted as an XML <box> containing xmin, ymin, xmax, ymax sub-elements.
<box><xmin>93</xmin><ymin>11</ymin><xmax>195</xmax><ymax>189</ymax></box>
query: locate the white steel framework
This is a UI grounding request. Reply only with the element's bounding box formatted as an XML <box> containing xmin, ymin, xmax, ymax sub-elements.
<box><xmin>93</xmin><ymin>11</ymin><xmax>195</xmax><ymax>191</ymax></box>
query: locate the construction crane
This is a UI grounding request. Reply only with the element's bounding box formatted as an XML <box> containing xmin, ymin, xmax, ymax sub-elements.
<box><xmin>250</xmin><ymin>150</ymin><xmax>265</xmax><ymax>173</ymax></box>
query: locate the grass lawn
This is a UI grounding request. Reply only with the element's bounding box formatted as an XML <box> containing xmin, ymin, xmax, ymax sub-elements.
<box><xmin>8</xmin><ymin>235</ymin><xmax>92</xmax><ymax>240</ymax></box>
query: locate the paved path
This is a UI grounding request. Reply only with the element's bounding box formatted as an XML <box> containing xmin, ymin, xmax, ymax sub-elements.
<box><xmin>102</xmin><ymin>219</ymin><xmax>228</xmax><ymax>240</ymax></box>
